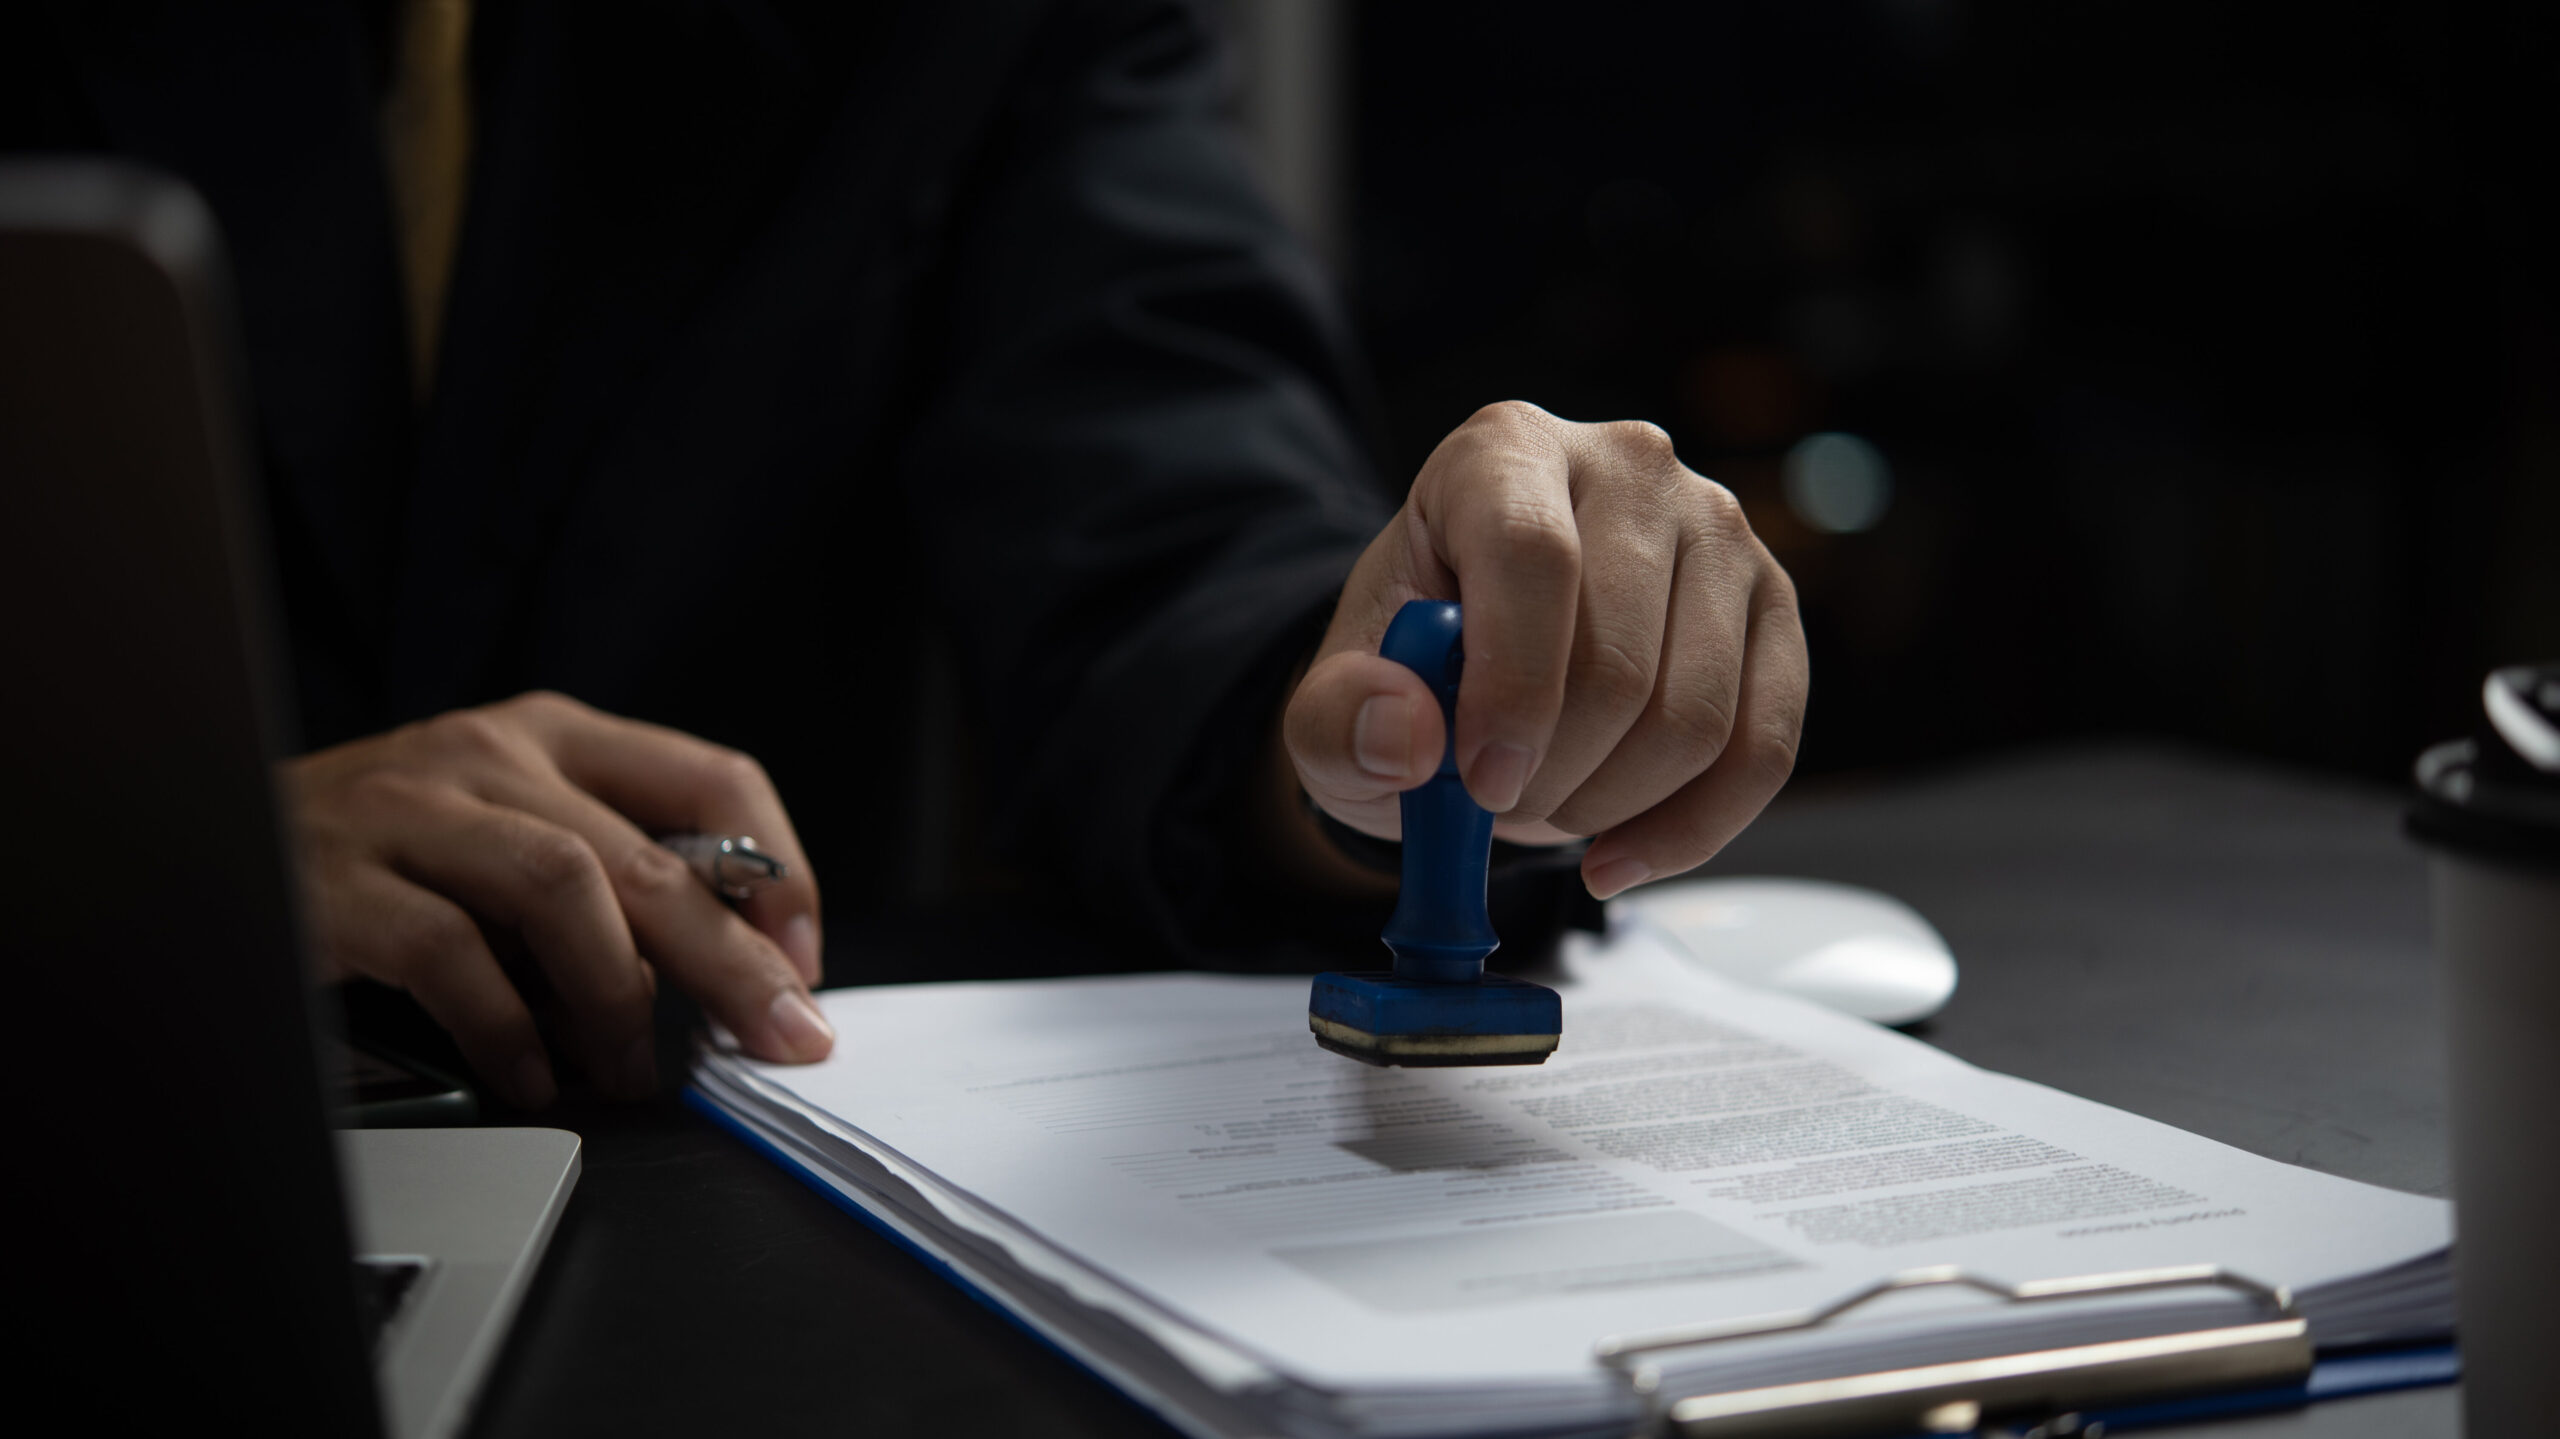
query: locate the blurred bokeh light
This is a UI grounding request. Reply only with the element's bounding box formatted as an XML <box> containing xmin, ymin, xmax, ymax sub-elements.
<box><xmin>1784</xmin><ymin>433</ymin><xmax>1895</xmax><ymax>534</ymax></box>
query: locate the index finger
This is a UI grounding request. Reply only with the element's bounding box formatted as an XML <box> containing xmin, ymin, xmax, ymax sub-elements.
<box><xmin>510</xmin><ymin>693</ymin><xmax>825</xmax><ymax>985</ymax></box>
<box><xmin>1416</xmin><ymin>402</ymin><xmax>1582</xmax><ymax>814</ymax></box>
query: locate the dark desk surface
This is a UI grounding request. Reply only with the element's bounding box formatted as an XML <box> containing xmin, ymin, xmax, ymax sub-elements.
<box><xmin>467</xmin><ymin>745</ymin><xmax>2458</xmax><ymax>1439</ymax></box>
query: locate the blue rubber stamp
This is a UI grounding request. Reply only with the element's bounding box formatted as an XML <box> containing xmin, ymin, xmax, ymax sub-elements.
<box><xmin>1307</xmin><ymin>599</ymin><xmax>1563</xmax><ymax>1066</ymax></box>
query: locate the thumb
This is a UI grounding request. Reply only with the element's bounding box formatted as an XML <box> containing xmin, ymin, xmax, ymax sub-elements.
<box><xmin>1283</xmin><ymin>649</ymin><xmax>1447</xmax><ymax>837</ymax></box>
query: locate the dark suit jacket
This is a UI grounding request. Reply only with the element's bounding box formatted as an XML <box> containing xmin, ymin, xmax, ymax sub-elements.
<box><xmin>8</xmin><ymin>0</ymin><xmax>1401</xmax><ymax>965</ymax></box>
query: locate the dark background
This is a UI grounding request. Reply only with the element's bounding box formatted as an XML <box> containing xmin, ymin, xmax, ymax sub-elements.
<box><xmin>1311</xmin><ymin>0</ymin><xmax>2554</xmax><ymax>783</ymax></box>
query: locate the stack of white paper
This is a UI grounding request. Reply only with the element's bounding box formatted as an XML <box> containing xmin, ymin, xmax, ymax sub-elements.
<box><xmin>692</xmin><ymin>926</ymin><xmax>2451</xmax><ymax>1439</ymax></box>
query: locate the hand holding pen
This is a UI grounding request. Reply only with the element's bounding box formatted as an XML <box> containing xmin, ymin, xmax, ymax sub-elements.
<box><xmin>283</xmin><ymin>691</ymin><xmax>831</xmax><ymax>1109</ymax></box>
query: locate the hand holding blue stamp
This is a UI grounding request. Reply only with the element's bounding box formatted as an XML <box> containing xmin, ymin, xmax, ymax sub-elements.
<box><xmin>1307</xmin><ymin>600</ymin><xmax>1563</xmax><ymax>1066</ymax></box>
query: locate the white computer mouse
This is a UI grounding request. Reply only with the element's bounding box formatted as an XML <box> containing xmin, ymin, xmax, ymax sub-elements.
<box><xmin>1608</xmin><ymin>876</ymin><xmax>1958</xmax><ymax>1025</ymax></box>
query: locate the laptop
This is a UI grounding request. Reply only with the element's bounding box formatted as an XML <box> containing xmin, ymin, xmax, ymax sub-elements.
<box><xmin>0</xmin><ymin>160</ymin><xmax>577</xmax><ymax>1439</ymax></box>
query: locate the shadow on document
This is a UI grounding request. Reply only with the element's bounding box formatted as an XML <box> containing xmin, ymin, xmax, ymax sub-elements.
<box><xmin>1325</xmin><ymin>1068</ymin><xmax>1572</xmax><ymax>1173</ymax></box>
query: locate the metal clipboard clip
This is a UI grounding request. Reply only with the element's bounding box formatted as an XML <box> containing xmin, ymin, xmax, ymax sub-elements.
<box><xmin>1594</xmin><ymin>1264</ymin><xmax>2313</xmax><ymax>1439</ymax></box>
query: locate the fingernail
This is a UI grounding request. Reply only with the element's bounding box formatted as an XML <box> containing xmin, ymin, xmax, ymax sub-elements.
<box><xmin>1466</xmin><ymin>742</ymin><xmax>1535</xmax><ymax>812</ymax></box>
<box><xmin>619</xmin><ymin>1034</ymin><xmax>658</xmax><ymax>1098</ymax></box>
<box><xmin>783</xmin><ymin>913</ymin><xmax>822</xmax><ymax>984</ymax></box>
<box><xmin>1587</xmin><ymin>856</ymin><xmax>1652</xmax><ymax>900</ymax></box>
<box><xmin>511</xmin><ymin>1053</ymin><xmax>557</xmax><ymax>1110</ymax></box>
<box><xmin>1353</xmin><ymin>695</ymin><xmax>1412</xmax><ymax>780</ymax></box>
<box><xmin>767</xmin><ymin>989</ymin><xmax>835</xmax><ymax>1061</ymax></box>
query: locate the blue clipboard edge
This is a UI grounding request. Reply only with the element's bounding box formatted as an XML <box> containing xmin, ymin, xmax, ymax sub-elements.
<box><xmin>688</xmin><ymin>1086</ymin><xmax>2459</xmax><ymax>1438</ymax></box>
<box><xmin>683</xmin><ymin>1086</ymin><xmax>1196</xmax><ymax>1437</ymax></box>
<box><xmin>2076</xmin><ymin>1340</ymin><xmax>2459</xmax><ymax>1434</ymax></box>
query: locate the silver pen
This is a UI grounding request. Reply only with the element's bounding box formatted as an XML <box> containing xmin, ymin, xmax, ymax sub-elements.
<box><xmin>659</xmin><ymin>833</ymin><xmax>787</xmax><ymax>899</ymax></box>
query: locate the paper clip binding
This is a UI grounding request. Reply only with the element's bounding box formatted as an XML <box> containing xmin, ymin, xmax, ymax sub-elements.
<box><xmin>1593</xmin><ymin>1264</ymin><xmax>2312</xmax><ymax>1439</ymax></box>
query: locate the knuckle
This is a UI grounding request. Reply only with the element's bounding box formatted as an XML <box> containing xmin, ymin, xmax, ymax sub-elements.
<box><xmin>341</xmin><ymin>767</ymin><xmax>433</xmax><ymax>819</ymax></box>
<box><xmin>1573</xmin><ymin>635</ymin><xmax>1657</xmax><ymax>714</ymax></box>
<box><xmin>1744</xmin><ymin>714</ymin><xmax>1803</xmax><ymax>788</ymax></box>
<box><xmin>1762</xmin><ymin>568</ymin><xmax>1804</xmax><ymax>624</ymax></box>
<box><xmin>509</xmin><ymin>689</ymin><xmax>583</xmax><ymax>723</ymax></box>
<box><xmin>514</xmin><ymin>825</ymin><xmax>602</xmax><ymax>892</ymax></box>
<box><xmin>1609</xmin><ymin>418</ymin><xmax>1680</xmax><ymax>469</ymax></box>
<box><xmin>1652</xmin><ymin>682</ymin><xmax>1739</xmax><ymax>763</ymax></box>
<box><xmin>423</xmin><ymin>708</ymin><xmax>521</xmax><ymax>764</ymax></box>
<box><xmin>1467</xmin><ymin>398</ymin><xmax>1550</xmax><ymax>436</ymax></box>
<box><xmin>1486</xmin><ymin>499</ymin><xmax>1581</xmax><ymax>577</ymax></box>
<box><xmin>711</xmin><ymin>746</ymin><xmax>771</xmax><ymax>799</ymax></box>
<box><xmin>615</xmin><ymin>841</ymin><xmax>698</xmax><ymax>903</ymax></box>
<box><xmin>1692</xmin><ymin>474</ymin><xmax>1748</xmax><ymax>530</ymax></box>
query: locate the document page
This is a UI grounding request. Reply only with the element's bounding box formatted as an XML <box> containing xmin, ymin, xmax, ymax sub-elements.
<box><xmin>721</xmin><ymin>927</ymin><xmax>2449</xmax><ymax>1395</ymax></box>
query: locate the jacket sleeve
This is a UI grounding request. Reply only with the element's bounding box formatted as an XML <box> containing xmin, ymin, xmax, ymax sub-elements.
<box><xmin>894</xmin><ymin>0</ymin><xmax>1394</xmax><ymax>962</ymax></box>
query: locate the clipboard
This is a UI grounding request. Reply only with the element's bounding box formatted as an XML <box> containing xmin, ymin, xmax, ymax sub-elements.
<box><xmin>1593</xmin><ymin>1264</ymin><xmax>2457</xmax><ymax>1438</ymax></box>
<box><xmin>691</xmin><ymin>1076</ymin><xmax>2457</xmax><ymax>1439</ymax></box>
